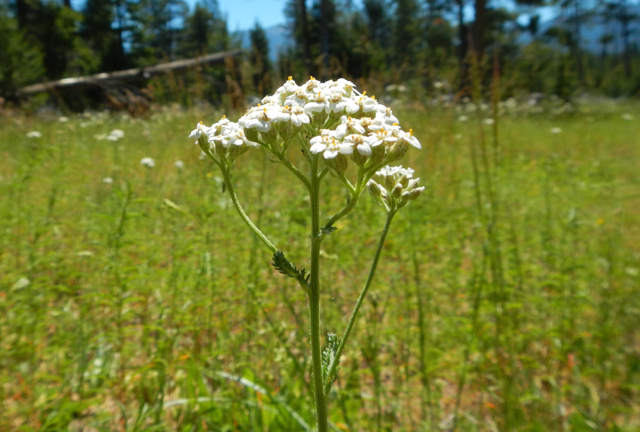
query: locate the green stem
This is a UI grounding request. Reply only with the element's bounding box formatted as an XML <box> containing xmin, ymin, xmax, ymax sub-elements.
<box><xmin>308</xmin><ymin>155</ymin><xmax>329</xmax><ymax>432</ymax></box>
<box><xmin>277</xmin><ymin>153</ymin><xmax>312</xmax><ymax>192</ymax></box>
<box><xmin>322</xmin><ymin>170</ymin><xmax>365</xmax><ymax>231</ymax></box>
<box><xmin>319</xmin><ymin>167</ymin><xmax>329</xmax><ymax>181</ymax></box>
<box><xmin>220</xmin><ymin>164</ymin><xmax>277</xmax><ymax>254</ymax></box>
<box><xmin>324</xmin><ymin>209</ymin><xmax>396</xmax><ymax>394</ymax></box>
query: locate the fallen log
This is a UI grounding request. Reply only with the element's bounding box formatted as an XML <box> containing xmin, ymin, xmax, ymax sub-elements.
<box><xmin>18</xmin><ymin>50</ymin><xmax>242</xmax><ymax>95</ymax></box>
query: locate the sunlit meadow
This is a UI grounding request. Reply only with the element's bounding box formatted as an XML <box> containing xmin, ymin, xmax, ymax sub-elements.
<box><xmin>0</xmin><ymin>98</ymin><xmax>639</xmax><ymax>431</ymax></box>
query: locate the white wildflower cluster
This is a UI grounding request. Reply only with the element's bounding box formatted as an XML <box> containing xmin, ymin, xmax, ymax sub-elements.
<box><xmin>189</xmin><ymin>116</ymin><xmax>257</xmax><ymax>163</ymax></box>
<box><xmin>367</xmin><ymin>166</ymin><xmax>425</xmax><ymax>210</ymax></box>
<box><xmin>189</xmin><ymin>77</ymin><xmax>421</xmax><ymax>170</ymax></box>
<box><xmin>140</xmin><ymin>157</ymin><xmax>155</xmax><ymax>168</ymax></box>
<box><xmin>95</xmin><ymin>129</ymin><xmax>125</xmax><ymax>141</ymax></box>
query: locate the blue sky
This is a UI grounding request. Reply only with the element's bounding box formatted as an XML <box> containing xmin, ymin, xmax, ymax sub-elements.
<box><xmin>207</xmin><ymin>0</ymin><xmax>557</xmax><ymax>32</ymax></box>
<box><xmin>68</xmin><ymin>0</ymin><xmax>585</xmax><ymax>32</ymax></box>
<box><xmin>217</xmin><ymin>0</ymin><xmax>290</xmax><ymax>31</ymax></box>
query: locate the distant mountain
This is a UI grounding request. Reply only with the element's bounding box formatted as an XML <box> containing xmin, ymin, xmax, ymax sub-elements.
<box><xmin>234</xmin><ymin>24</ymin><xmax>295</xmax><ymax>62</ymax></box>
<box><xmin>524</xmin><ymin>5</ymin><xmax>640</xmax><ymax>53</ymax></box>
<box><xmin>236</xmin><ymin>8</ymin><xmax>639</xmax><ymax>62</ymax></box>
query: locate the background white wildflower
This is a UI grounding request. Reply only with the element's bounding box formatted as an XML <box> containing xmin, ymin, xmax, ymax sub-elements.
<box><xmin>107</xmin><ymin>129</ymin><xmax>125</xmax><ymax>141</ymax></box>
<box><xmin>12</xmin><ymin>277</ymin><xmax>30</xmax><ymax>291</ymax></box>
<box><xmin>140</xmin><ymin>157</ymin><xmax>155</xmax><ymax>168</ymax></box>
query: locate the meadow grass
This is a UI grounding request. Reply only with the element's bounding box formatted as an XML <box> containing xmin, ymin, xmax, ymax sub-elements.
<box><xmin>0</xmin><ymin>101</ymin><xmax>639</xmax><ymax>431</ymax></box>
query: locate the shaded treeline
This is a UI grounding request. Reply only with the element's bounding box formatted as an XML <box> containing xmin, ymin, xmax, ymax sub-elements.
<box><xmin>276</xmin><ymin>0</ymin><xmax>640</xmax><ymax>98</ymax></box>
<box><xmin>0</xmin><ymin>0</ymin><xmax>229</xmax><ymax>102</ymax></box>
<box><xmin>0</xmin><ymin>0</ymin><xmax>639</xmax><ymax>104</ymax></box>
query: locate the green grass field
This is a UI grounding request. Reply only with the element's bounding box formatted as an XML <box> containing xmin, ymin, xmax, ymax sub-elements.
<box><xmin>1</xmin><ymin>101</ymin><xmax>639</xmax><ymax>431</ymax></box>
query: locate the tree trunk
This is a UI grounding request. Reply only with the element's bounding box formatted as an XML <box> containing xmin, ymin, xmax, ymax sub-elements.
<box><xmin>457</xmin><ymin>0</ymin><xmax>470</xmax><ymax>93</ymax></box>
<box><xmin>573</xmin><ymin>0</ymin><xmax>585</xmax><ymax>86</ymax></box>
<box><xmin>473</xmin><ymin>0</ymin><xmax>486</xmax><ymax>61</ymax></box>
<box><xmin>19</xmin><ymin>50</ymin><xmax>242</xmax><ymax>95</ymax></box>
<box><xmin>620</xmin><ymin>2</ymin><xmax>632</xmax><ymax>78</ymax></box>
<box><xmin>299</xmin><ymin>0</ymin><xmax>312</xmax><ymax>76</ymax></box>
<box><xmin>320</xmin><ymin>0</ymin><xmax>330</xmax><ymax>74</ymax></box>
<box><xmin>15</xmin><ymin>0</ymin><xmax>27</xmax><ymax>29</ymax></box>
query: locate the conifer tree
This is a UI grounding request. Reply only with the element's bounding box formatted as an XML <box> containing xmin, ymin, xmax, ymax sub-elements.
<box><xmin>249</xmin><ymin>22</ymin><xmax>272</xmax><ymax>95</ymax></box>
<box><xmin>179</xmin><ymin>0</ymin><xmax>227</xmax><ymax>57</ymax></box>
<box><xmin>284</xmin><ymin>0</ymin><xmax>312</xmax><ymax>74</ymax></box>
<box><xmin>393</xmin><ymin>0</ymin><xmax>420</xmax><ymax>70</ymax></box>
<box><xmin>81</xmin><ymin>0</ymin><xmax>128</xmax><ymax>72</ymax></box>
<box><xmin>0</xmin><ymin>6</ymin><xmax>43</xmax><ymax>96</ymax></box>
<box><xmin>129</xmin><ymin>0</ymin><xmax>185</xmax><ymax>64</ymax></box>
<box><xmin>363</xmin><ymin>0</ymin><xmax>390</xmax><ymax>48</ymax></box>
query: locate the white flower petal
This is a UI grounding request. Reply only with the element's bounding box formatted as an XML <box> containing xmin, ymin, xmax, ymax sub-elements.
<box><xmin>310</xmin><ymin>143</ymin><xmax>327</xmax><ymax>154</ymax></box>
<box><xmin>324</xmin><ymin>150</ymin><xmax>339</xmax><ymax>159</ymax></box>
<box><xmin>357</xmin><ymin>143</ymin><xmax>372</xmax><ymax>155</ymax></box>
<box><xmin>339</xmin><ymin>144</ymin><xmax>354</xmax><ymax>155</ymax></box>
<box><xmin>304</xmin><ymin>103</ymin><xmax>326</xmax><ymax>115</ymax></box>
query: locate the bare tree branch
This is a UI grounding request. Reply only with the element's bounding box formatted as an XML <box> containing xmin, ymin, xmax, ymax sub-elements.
<box><xmin>19</xmin><ymin>50</ymin><xmax>242</xmax><ymax>95</ymax></box>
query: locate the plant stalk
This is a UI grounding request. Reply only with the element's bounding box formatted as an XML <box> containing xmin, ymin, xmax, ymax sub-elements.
<box><xmin>220</xmin><ymin>164</ymin><xmax>277</xmax><ymax>254</ymax></box>
<box><xmin>308</xmin><ymin>155</ymin><xmax>329</xmax><ymax>432</ymax></box>
<box><xmin>324</xmin><ymin>209</ymin><xmax>396</xmax><ymax>394</ymax></box>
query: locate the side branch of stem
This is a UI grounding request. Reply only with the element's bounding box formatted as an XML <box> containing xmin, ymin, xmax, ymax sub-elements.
<box><xmin>219</xmin><ymin>163</ymin><xmax>278</xmax><ymax>254</ymax></box>
<box><xmin>322</xmin><ymin>170</ymin><xmax>366</xmax><ymax>232</ymax></box>
<box><xmin>277</xmin><ymin>153</ymin><xmax>313</xmax><ymax>192</ymax></box>
<box><xmin>323</xmin><ymin>209</ymin><xmax>396</xmax><ymax>394</ymax></box>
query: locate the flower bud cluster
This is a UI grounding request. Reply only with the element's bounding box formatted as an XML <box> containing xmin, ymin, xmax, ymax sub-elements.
<box><xmin>367</xmin><ymin>166</ymin><xmax>425</xmax><ymax>210</ymax></box>
<box><xmin>189</xmin><ymin>116</ymin><xmax>258</xmax><ymax>163</ymax></box>
<box><xmin>308</xmin><ymin>113</ymin><xmax>421</xmax><ymax>172</ymax></box>
<box><xmin>189</xmin><ymin>77</ymin><xmax>421</xmax><ymax>168</ymax></box>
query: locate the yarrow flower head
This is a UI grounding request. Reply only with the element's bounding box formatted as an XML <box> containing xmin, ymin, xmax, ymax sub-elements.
<box><xmin>367</xmin><ymin>165</ymin><xmax>425</xmax><ymax>211</ymax></box>
<box><xmin>188</xmin><ymin>77</ymin><xmax>421</xmax><ymax>170</ymax></box>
